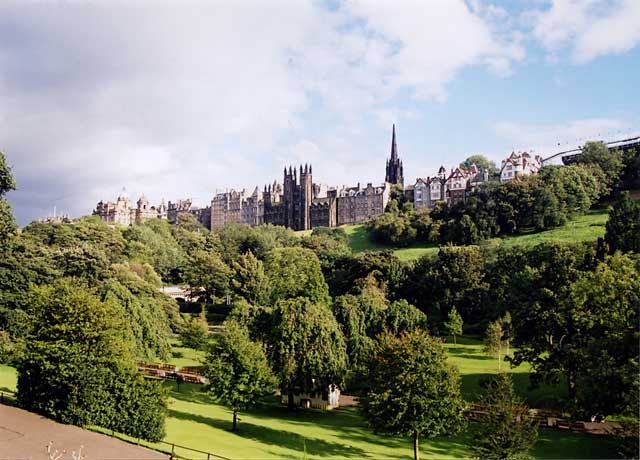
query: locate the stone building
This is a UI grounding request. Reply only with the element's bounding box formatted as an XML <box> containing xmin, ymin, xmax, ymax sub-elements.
<box><xmin>94</xmin><ymin>189</ymin><xmax>167</xmax><ymax>226</ymax></box>
<box><xmin>167</xmin><ymin>199</ymin><xmax>193</xmax><ymax>224</ymax></box>
<box><xmin>263</xmin><ymin>165</ymin><xmax>314</xmax><ymax>231</ymax></box>
<box><xmin>385</xmin><ymin>124</ymin><xmax>404</xmax><ymax>186</ymax></box>
<box><xmin>412</xmin><ymin>164</ymin><xmax>489</xmax><ymax>209</ymax></box>
<box><xmin>336</xmin><ymin>183</ymin><xmax>389</xmax><ymax>225</ymax></box>
<box><xmin>211</xmin><ymin>189</ymin><xmax>245</xmax><ymax>229</ymax></box>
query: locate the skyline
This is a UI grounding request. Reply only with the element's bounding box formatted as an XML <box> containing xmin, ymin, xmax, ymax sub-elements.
<box><xmin>2</xmin><ymin>0</ymin><xmax>639</xmax><ymax>225</ymax></box>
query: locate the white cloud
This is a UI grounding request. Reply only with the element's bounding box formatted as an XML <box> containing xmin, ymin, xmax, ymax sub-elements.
<box><xmin>493</xmin><ymin>118</ymin><xmax>637</xmax><ymax>157</ymax></box>
<box><xmin>0</xmin><ymin>1</ymin><xmax>524</xmax><ymax>224</ymax></box>
<box><xmin>532</xmin><ymin>0</ymin><xmax>640</xmax><ymax>63</ymax></box>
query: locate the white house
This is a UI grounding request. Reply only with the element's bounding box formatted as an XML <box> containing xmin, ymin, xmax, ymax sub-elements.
<box><xmin>500</xmin><ymin>152</ymin><xmax>543</xmax><ymax>183</ymax></box>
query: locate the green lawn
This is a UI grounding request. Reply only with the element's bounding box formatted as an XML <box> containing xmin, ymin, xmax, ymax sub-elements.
<box><xmin>341</xmin><ymin>210</ymin><xmax>608</xmax><ymax>262</ymax></box>
<box><xmin>343</xmin><ymin>224</ymin><xmax>439</xmax><ymax>261</ymax></box>
<box><xmin>483</xmin><ymin>209</ymin><xmax>608</xmax><ymax>251</ymax></box>
<box><xmin>0</xmin><ymin>338</ymin><xmax>619</xmax><ymax>459</ymax></box>
<box><xmin>159</xmin><ymin>336</ymin><xmax>205</xmax><ymax>369</ymax></box>
<box><xmin>445</xmin><ymin>336</ymin><xmax>567</xmax><ymax>409</ymax></box>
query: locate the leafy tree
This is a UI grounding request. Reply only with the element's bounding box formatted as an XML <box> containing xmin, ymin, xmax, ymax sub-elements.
<box><xmin>231</xmin><ymin>251</ymin><xmax>270</xmax><ymax>304</ymax></box>
<box><xmin>180</xmin><ymin>314</ymin><xmax>209</xmax><ymax>358</ymax></box>
<box><xmin>561</xmin><ymin>253</ymin><xmax>639</xmax><ymax>417</ymax></box>
<box><xmin>471</xmin><ymin>373</ymin><xmax>538</xmax><ymax>460</ymax></box>
<box><xmin>0</xmin><ymin>152</ymin><xmax>17</xmax><ymax>242</ymax></box>
<box><xmin>620</xmin><ymin>147</ymin><xmax>640</xmax><ymax>190</ymax></box>
<box><xmin>0</xmin><ymin>151</ymin><xmax>16</xmax><ymax>195</ymax></box>
<box><xmin>460</xmin><ymin>154</ymin><xmax>497</xmax><ymax>175</ymax></box>
<box><xmin>605</xmin><ymin>191</ymin><xmax>640</xmax><ymax>254</ymax></box>
<box><xmin>183</xmin><ymin>249</ymin><xmax>232</xmax><ymax>304</ymax></box>
<box><xmin>404</xmin><ymin>246</ymin><xmax>487</xmax><ymax>323</ymax></box>
<box><xmin>484</xmin><ymin>319</ymin><xmax>505</xmax><ymax>371</ymax></box>
<box><xmin>384</xmin><ymin>299</ymin><xmax>428</xmax><ymax>336</ymax></box>
<box><xmin>361</xmin><ymin>330</ymin><xmax>466</xmax><ymax>460</ymax></box>
<box><xmin>265</xmin><ymin>297</ymin><xmax>347</xmax><ymax>408</ymax></box>
<box><xmin>577</xmin><ymin>141</ymin><xmax>624</xmax><ymax>193</ymax></box>
<box><xmin>17</xmin><ymin>279</ymin><xmax>167</xmax><ymax>441</ymax></box>
<box><xmin>264</xmin><ymin>247</ymin><xmax>330</xmax><ymax>305</ymax></box>
<box><xmin>123</xmin><ymin>220</ymin><xmax>187</xmax><ymax>282</ymax></box>
<box><xmin>445</xmin><ymin>306</ymin><xmax>463</xmax><ymax>344</ymax></box>
<box><xmin>205</xmin><ymin>321</ymin><xmax>276</xmax><ymax>431</ymax></box>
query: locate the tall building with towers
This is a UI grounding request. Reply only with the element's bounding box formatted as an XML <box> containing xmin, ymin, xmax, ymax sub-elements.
<box><xmin>385</xmin><ymin>124</ymin><xmax>404</xmax><ymax>187</ymax></box>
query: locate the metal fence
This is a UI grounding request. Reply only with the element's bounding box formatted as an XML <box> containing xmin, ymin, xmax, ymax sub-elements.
<box><xmin>0</xmin><ymin>390</ymin><xmax>229</xmax><ymax>460</ymax></box>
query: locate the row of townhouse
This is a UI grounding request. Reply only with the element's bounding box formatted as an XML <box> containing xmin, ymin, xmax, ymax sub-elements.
<box><xmin>409</xmin><ymin>151</ymin><xmax>543</xmax><ymax>210</ymax></box>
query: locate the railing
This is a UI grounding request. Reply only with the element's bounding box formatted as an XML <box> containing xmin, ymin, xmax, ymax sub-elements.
<box><xmin>0</xmin><ymin>390</ymin><xmax>228</xmax><ymax>460</ymax></box>
<box><xmin>94</xmin><ymin>427</ymin><xmax>232</xmax><ymax>460</ymax></box>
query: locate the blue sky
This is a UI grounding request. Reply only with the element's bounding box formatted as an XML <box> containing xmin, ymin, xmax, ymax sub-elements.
<box><xmin>1</xmin><ymin>0</ymin><xmax>639</xmax><ymax>225</ymax></box>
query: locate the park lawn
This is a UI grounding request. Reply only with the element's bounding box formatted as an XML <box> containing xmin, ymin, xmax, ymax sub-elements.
<box><xmin>340</xmin><ymin>210</ymin><xmax>608</xmax><ymax>262</ymax></box>
<box><xmin>117</xmin><ymin>382</ymin><xmax>616</xmax><ymax>460</ymax></box>
<box><xmin>160</xmin><ymin>336</ymin><xmax>205</xmax><ymax>368</ymax></box>
<box><xmin>445</xmin><ymin>336</ymin><xmax>567</xmax><ymax>409</ymax></box>
<box><xmin>0</xmin><ymin>364</ymin><xmax>17</xmax><ymax>395</ymax></box>
<box><xmin>343</xmin><ymin>224</ymin><xmax>439</xmax><ymax>261</ymax></box>
<box><xmin>483</xmin><ymin>209</ymin><xmax>608</xmax><ymax>251</ymax></box>
<box><xmin>0</xmin><ymin>346</ymin><xmax>618</xmax><ymax>460</ymax></box>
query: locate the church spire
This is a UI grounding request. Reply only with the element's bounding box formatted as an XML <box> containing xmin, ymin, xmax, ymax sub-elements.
<box><xmin>385</xmin><ymin>124</ymin><xmax>404</xmax><ymax>187</ymax></box>
<box><xmin>390</xmin><ymin>124</ymin><xmax>398</xmax><ymax>161</ymax></box>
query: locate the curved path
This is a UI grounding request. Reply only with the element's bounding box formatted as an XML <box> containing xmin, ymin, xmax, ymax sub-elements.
<box><xmin>0</xmin><ymin>405</ymin><xmax>167</xmax><ymax>460</ymax></box>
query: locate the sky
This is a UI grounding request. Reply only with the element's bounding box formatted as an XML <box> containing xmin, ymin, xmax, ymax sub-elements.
<box><xmin>1</xmin><ymin>0</ymin><xmax>639</xmax><ymax>225</ymax></box>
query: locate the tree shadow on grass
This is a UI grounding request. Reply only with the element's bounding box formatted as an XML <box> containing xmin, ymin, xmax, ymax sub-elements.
<box><xmin>461</xmin><ymin>373</ymin><xmax>567</xmax><ymax>409</ymax></box>
<box><xmin>168</xmin><ymin>408</ymin><xmax>371</xmax><ymax>459</ymax></box>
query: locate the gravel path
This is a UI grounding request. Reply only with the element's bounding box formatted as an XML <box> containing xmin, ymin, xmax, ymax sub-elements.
<box><xmin>0</xmin><ymin>405</ymin><xmax>167</xmax><ymax>460</ymax></box>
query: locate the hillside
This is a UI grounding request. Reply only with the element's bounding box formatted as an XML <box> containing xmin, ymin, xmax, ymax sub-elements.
<box><xmin>342</xmin><ymin>209</ymin><xmax>609</xmax><ymax>262</ymax></box>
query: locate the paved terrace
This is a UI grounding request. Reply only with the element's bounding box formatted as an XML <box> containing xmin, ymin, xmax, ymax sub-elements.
<box><xmin>0</xmin><ymin>405</ymin><xmax>167</xmax><ymax>460</ymax></box>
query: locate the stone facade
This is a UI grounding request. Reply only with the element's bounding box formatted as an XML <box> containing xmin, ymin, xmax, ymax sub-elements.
<box><xmin>94</xmin><ymin>189</ymin><xmax>167</xmax><ymax>226</ymax></box>
<box><xmin>412</xmin><ymin>164</ymin><xmax>489</xmax><ymax>209</ymax></box>
<box><xmin>211</xmin><ymin>189</ymin><xmax>245</xmax><ymax>229</ymax></box>
<box><xmin>336</xmin><ymin>183</ymin><xmax>389</xmax><ymax>225</ymax></box>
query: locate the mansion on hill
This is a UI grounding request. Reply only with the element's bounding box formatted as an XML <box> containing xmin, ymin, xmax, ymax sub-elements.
<box><xmin>93</xmin><ymin>126</ymin><xmax>543</xmax><ymax>230</ymax></box>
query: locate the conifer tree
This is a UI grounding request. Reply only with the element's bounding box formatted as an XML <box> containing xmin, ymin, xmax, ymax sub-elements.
<box><xmin>445</xmin><ymin>306</ymin><xmax>463</xmax><ymax>344</ymax></box>
<box><xmin>471</xmin><ymin>373</ymin><xmax>538</xmax><ymax>460</ymax></box>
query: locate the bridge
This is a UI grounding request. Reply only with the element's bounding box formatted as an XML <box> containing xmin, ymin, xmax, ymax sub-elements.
<box><xmin>541</xmin><ymin>136</ymin><xmax>640</xmax><ymax>165</ymax></box>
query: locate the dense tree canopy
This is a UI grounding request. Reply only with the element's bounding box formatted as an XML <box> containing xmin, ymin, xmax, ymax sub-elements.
<box><xmin>264</xmin><ymin>247</ymin><xmax>330</xmax><ymax>305</ymax></box>
<box><xmin>17</xmin><ymin>280</ymin><xmax>167</xmax><ymax>441</ymax></box>
<box><xmin>605</xmin><ymin>191</ymin><xmax>640</xmax><ymax>254</ymax></box>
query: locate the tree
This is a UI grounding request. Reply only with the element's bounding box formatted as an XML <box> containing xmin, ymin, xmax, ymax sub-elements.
<box><xmin>471</xmin><ymin>373</ymin><xmax>538</xmax><ymax>460</ymax></box>
<box><xmin>445</xmin><ymin>307</ymin><xmax>463</xmax><ymax>344</ymax></box>
<box><xmin>180</xmin><ymin>314</ymin><xmax>209</xmax><ymax>358</ymax></box>
<box><xmin>183</xmin><ymin>249</ymin><xmax>232</xmax><ymax>304</ymax></box>
<box><xmin>361</xmin><ymin>330</ymin><xmax>466</xmax><ymax>460</ymax></box>
<box><xmin>484</xmin><ymin>319</ymin><xmax>504</xmax><ymax>371</ymax></box>
<box><xmin>17</xmin><ymin>280</ymin><xmax>167</xmax><ymax>441</ymax></box>
<box><xmin>205</xmin><ymin>321</ymin><xmax>275</xmax><ymax>431</ymax></box>
<box><xmin>231</xmin><ymin>251</ymin><xmax>270</xmax><ymax>304</ymax></box>
<box><xmin>265</xmin><ymin>297</ymin><xmax>347</xmax><ymax>408</ymax></box>
<box><xmin>605</xmin><ymin>191</ymin><xmax>640</xmax><ymax>254</ymax></box>
<box><xmin>264</xmin><ymin>247</ymin><xmax>330</xmax><ymax>305</ymax></box>
<box><xmin>0</xmin><ymin>152</ymin><xmax>17</xmax><ymax>242</ymax></box>
<box><xmin>460</xmin><ymin>154</ymin><xmax>497</xmax><ymax>175</ymax></box>
<box><xmin>577</xmin><ymin>141</ymin><xmax>624</xmax><ymax>194</ymax></box>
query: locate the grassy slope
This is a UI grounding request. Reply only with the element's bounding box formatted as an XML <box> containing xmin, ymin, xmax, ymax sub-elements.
<box><xmin>342</xmin><ymin>210</ymin><xmax>608</xmax><ymax>262</ymax></box>
<box><xmin>0</xmin><ymin>338</ymin><xmax>619</xmax><ymax>460</ymax></box>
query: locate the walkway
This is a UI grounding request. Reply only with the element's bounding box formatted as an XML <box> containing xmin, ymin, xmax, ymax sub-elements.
<box><xmin>0</xmin><ymin>404</ymin><xmax>167</xmax><ymax>460</ymax></box>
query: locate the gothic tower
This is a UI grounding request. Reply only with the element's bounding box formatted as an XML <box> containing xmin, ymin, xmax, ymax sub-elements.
<box><xmin>385</xmin><ymin>124</ymin><xmax>404</xmax><ymax>187</ymax></box>
<box><xmin>299</xmin><ymin>164</ymin><xmax>312</xmax><ymax>231</ymax></box>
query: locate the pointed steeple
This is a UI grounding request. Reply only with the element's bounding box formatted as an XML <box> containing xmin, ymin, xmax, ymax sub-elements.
<box><xmin>390</xmin><ymin>124</ymin><xmax>398</xmax><ymax>161</ymax></box>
